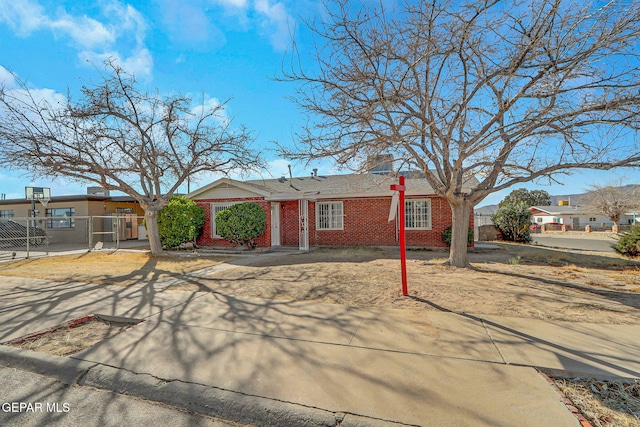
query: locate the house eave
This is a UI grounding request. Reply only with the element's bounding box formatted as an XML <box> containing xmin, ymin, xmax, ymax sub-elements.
<box><xmin>187</xmin><ymin>177</ymin><xmax>272</xmax><ymax>199</ymax></box>
<box><xmin>264</xmin><ymin>190</ymin><xmax>438</xmax><ymax>201</ymax></box>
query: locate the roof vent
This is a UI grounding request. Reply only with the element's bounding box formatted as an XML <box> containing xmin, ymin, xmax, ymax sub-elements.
<box><xmin>87</xmin><ymin>186</ymin><xmax>109</xmax><ymax>196</ymax></box>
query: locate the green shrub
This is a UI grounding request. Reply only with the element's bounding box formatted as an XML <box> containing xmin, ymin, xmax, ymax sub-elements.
<box><xmin>612</xmin><ymin>225</ymin><xmax>640</xmax><ymax>258</ymax></box>
<box><xmin>216</xmin><ymin>202</ymin><xmax>267</xmax><ymax>249</ymax></box>
<box><xmin>442</xmin><ymin>226</ymin><xmax>474</xmax><ymax>246</ymax></box>
<box><xmin>491</xmin><ymin>201</ymin><xmax>532</xmax><ymax>243</ymax></box>
<box><xmin>157</xmin><ymin>196</ymin><xmax>205</xmax><ymax>249</ymax></box>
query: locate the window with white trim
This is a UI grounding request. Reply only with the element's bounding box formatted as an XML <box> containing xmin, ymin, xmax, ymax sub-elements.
<box><xmin>405</xmin><ymin>199</ymin><xmax>431</xmax><ymax>230</ymax></box>
<box><xmin>210</xmin><ymin>202</ymin><xmax>238</xmax><ymax>237</ymax></box>
<box><xmin>316</xmin><ymin>201</ymin><xmax>344</xmax><ymax>230</ymax></box>
<box><xmin>0</xmin><ymin>210</ymin><xmax>14</xmax><ymax>218</ymax></box>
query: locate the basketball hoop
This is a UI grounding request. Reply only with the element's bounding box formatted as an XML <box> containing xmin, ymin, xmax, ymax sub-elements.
<box><xmin>25</xmin><ymin>186</ymin><xmax>51</xmax><ymax>208</ymax></box>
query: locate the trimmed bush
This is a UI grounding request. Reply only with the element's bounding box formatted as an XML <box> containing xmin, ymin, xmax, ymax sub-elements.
<box><xmin>157</xmin><ymin>196</ymin><xmax>205</xmax><ymax>249</ymax></box>
<box><xmin>442</xmin><ymin>226</ymin><xmax>474</xmax><ymax>246</ymax></box>
<box><xmin>612</xmin><ymin>225</ymin><xmax>640</xmax><ymax>258</ymax></box>
<box><xmin>491</xmin><ymin>201</ymin><xmax>532</xmax><ymax>243</ymax></box>
<box><xmin>216</xmin><ymin>202</ymin><xmax>267</xmax><ymax>249</ymax></box>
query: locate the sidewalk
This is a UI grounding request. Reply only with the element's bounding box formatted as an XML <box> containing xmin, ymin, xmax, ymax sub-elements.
<box><xmin>0</xmin><ymin>264</ymin><xmax>638</xmax><ymax>426</ymax></box>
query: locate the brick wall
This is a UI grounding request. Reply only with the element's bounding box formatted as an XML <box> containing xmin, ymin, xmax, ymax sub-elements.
<box><xmin>309</xmin><ymin>197</ymin><xmax>468</xmax><ymax>247</ymax></box>
<box><xmin>195</xmin><ymin>195</ymin><xmax>474</xmax><ymax>249</ymax></box>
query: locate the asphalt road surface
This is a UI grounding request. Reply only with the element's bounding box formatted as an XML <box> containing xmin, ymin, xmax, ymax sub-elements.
<box><xmin>530</xmin><ymin>235</ymin><xmax>616</xmax><ymax>253</ymax></box>
<box><xmin>0</xmin><ymin>367</ymin><xmax>241</xmax><ymax>427</ymax></box>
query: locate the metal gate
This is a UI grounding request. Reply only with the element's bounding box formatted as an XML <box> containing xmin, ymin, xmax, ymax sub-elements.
<box><xmin>0</xmin><ymin>215</ymin><xmax>145</xmax><ymax>261</ymax></box>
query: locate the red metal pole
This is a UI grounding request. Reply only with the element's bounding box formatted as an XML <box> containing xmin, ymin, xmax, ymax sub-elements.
<box><xmin>398</xmin><ymin>176</ymin><xmax>408</xmax><ymax>295</ymax></box>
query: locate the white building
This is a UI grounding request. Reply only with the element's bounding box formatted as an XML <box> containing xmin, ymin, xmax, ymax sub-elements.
<box><xmin>529</xmin><ymin>204</ymin><xmax>635</xmax><ymax>229</ymax></box>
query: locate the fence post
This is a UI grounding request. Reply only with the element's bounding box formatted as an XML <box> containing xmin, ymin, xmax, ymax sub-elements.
<box><xmin>88</xmin><ymin>217</ymin><xmax>93</xmax><ymax>249</ymax></box>
<box><xmin>25</xmin><ymin>217</ymin><xmax>30</xmax><ymax>258</ymax></box>
<box><xmin>115</xmin><ymin>215</ymin><xmax>120</xmax><ymax>249</ymax></box>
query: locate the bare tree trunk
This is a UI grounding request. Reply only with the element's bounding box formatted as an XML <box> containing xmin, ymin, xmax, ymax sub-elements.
<box><xmin>448</xmin><ymin>201</ymin><xmax>472</xmax><ymax>268</ymax></box>
<box><xmin>144</xmin><ymin>208</ymin><xmax>163</xmax><ymax>255</ymax></box>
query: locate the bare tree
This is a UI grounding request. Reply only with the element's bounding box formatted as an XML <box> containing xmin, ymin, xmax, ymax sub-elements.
<box><xmin>0</xmin><ymin>61</ymin><xmax>261</xmax><ymax>255</ymax></box>
<box><xmin>582</xmin><ymin>183</ymin><xmax>640</xmax><ymax>224</ymax></box>
<box><xmin>281</xmin><ymin>0</ymin><xmax>640</xmax><ymax>266</ymax></box>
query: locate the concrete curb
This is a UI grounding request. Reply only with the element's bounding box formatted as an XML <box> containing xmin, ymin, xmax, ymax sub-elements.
<box><xmin>0</xmin><ymin>346</ymin><xmax>413</xmax><ymax>427</ymax></box>
<box><xmin>0</xmin><ymin>346</ymin><xmax>96</xmax><ymax>384</ymax></box>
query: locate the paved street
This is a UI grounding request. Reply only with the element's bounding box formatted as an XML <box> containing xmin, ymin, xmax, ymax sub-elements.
<box><xmin>530</xmin><ymin>234</ymin><xmax>617</xmax><ymax>253</ymax></box>
<box><xmin>0</xmin><ymin>366</ymin><xmax>239</xmax><ymax>427</ymax></box>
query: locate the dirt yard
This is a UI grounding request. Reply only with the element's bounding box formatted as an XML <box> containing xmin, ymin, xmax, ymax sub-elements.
<box><xmin>198</xmin><ymin>244</ymin><xmax>640</xmax><ymax>325</ymax></box>
<box><xmin>0</xmin><ymin>251</ymin><xmax>225</xmax><ymax>287</ymax></box>
<box><xmin>0</xmin><ymin>244</ymin><xmax>638</xmax><ymax>325</ymax></box>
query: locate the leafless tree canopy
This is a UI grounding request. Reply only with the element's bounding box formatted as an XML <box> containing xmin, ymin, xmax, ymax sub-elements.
<box><xmin>582</xmin><ymin>183</ymin><xmax>640</xmax><ymax>223</ymax></box>
<box><xmin>282</xmin><ymin>0</ymin><xmax>640</xmax><ymax>266</ymax></box>
<box><xmin>0</xmin><ymin>61</ymin><xmax>261</xmax><ymax>254</ymax></box>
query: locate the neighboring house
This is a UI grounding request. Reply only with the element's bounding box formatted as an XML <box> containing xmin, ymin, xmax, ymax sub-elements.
<box><xmin>187</xmin><ymin>172</ymin><xmax>476</xmax><ymax>250</ymax></box>
<box><xmin>0</xmin><ymin>189</ymin><xmax>144</xmax><ymax>244</ymax></box>
<box><xmin>529</xmin><ymin>204</ymin><xmax>633</xmax><ymax>228</ymax></box>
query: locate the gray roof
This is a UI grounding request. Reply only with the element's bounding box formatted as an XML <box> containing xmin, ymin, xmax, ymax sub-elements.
<box><xmin>246</xmin><ymin>172</ymin><xmax>479</xmax><ymax>198</ymax></box>
<box><xmin>0</xmin><ymin>194</ymin><xmax>137</xmax><ymax>206</ymax></box>
<box><xmin>188</xmin><ymin>172</ymin><xmax>479</xmax><ymax>200</ymax></box>
<box><xmin>243</xmin><ymin>174</ymin><xmax>437</xmax><ymax>196</ymax></box>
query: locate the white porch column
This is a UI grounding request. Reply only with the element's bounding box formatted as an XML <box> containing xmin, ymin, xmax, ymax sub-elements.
<box><xmin>298</xmin><ymin>199</ymin><xmax>309</xmax><ymax>251</ymax></box>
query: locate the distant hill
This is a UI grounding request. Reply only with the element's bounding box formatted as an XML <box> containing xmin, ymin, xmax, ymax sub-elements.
<box><xmin>475</xmin><ymin>204</ymin><xmax>498</xmax><ymax>215</ymax></box>
<box><xmin>476</xmin><ymin>184</ymin><xmax>639</xmax><ymax>214</ymax></box>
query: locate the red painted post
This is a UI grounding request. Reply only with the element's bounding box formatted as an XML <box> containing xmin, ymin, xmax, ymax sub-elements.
<box><xmin>390</xmin><ymin>176</ymin><xmax>408</xmax><ymax>296</ymax></box>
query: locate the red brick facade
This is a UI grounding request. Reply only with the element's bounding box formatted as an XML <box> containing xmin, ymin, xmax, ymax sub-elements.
<box><xmin>195</xmin><ymin>196</ymin><xmax>474</xmax><ymax>249</ymax></box>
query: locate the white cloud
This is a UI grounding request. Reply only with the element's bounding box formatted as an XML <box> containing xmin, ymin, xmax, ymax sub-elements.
<box><xmin>254</xmin><ymin>0</ymin><xmax>292</xmax><ymax>51</ymax></box>
<box><xmin>49</xmin><ymin>11</ymin><xmax>115</xmax><ymax>50</ymax></box>
<box><xmin>0</xmin><ymin>0</ymin><xmax>48</xmax><ymax>36</ymax></box>
<box><xmin>0</xmin><ymin>65</ymin><xmax>16</xmax><ymax>87</ymax></box>
<box><xmin>155</xmin><ymin>0</ymin><xmax>293</xmax><ymax>51</ymax></box>
<box><xmin>213</xmin><ymin>0</ymin><xmax>249</xmax><ymax>8</ymax></box>
<box><xmin>80</xmin><ymin>47</ymin><xmax>154</xmax><ymax>81</ymax></box>
<box><xmin>0</xmin><ymin>0</ymin><xmax>152</xmax><ymax>79</ymax></box>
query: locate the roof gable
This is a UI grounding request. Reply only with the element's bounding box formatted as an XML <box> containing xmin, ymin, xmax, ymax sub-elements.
<box><xmin>187</xmin><ymin>178</ymin><xmax>271</xmax><ymax>200</ymax></box>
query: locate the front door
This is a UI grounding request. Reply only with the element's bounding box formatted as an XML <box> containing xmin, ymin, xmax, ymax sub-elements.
<box><xmin>270</xmin><ymin>202</ymin><xmax>281</xmax><ymax>246</ymax></box>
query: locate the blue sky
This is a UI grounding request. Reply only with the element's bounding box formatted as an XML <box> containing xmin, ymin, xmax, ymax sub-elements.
<box><xmin>0</xmin><ymin>0</ymin><xmax>634</xmax><ymax>207</ymax></box>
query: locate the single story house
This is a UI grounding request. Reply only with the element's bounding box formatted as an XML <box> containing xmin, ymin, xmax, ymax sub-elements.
<box><xmin>529</xmin><ymin>205</ymin><xmax>635</xmax><ymax>228</ymax></box>
<box><xmin>0</xmin><ymin>188</ymin><xmax>144</xmax><ymax>244</ymax></box>
<box><xmin>187</xmin><ymin>172</ymin><xmax>476</xmax><ymax>250</ymax></box>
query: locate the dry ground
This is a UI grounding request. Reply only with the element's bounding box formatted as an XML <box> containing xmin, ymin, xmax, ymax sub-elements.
<box><xmin>197</xmin><ymin>244</ymin><xmax>640</xmax><ymax>325</ymax></box>
<box><xmin>5</xmin><ymin>316</ymin><xmax>139</xmax><ymax>357</ymax></box>
<box><xmin>0</xmin><ymin>244</ymin><xmax>638</xmax><ymax>324</ymax></box>
<box><xmin>555</xmin><ymin>378</ymin><xmax>640</xmax><ymax>427</ymax></box>
<box><xmin>0</xmin><ymin>250</ymin><xmax>225</xmax><ymax>286</ymax></box>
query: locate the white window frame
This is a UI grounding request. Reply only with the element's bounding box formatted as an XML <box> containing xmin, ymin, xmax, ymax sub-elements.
<box><xmin>404</xmin><ymin>199</ymin><xmax>431</xmax><ymax>230</ymax></box>
<box><xmin>46</xmin><ymin>207</ymin><xmax>75</xmax><ymax>229</ymax></box>
<box><xmin>0</xmin><ymin>210</ymin><xmax>14</xmax><ymax>219</ymax></box>
<box><xmin>210</xmin><ymin>202</ymin><xmax>239</xmax><ymax>238</ymax></box>
<box><xmin>316</xmin><ymin>201</ymin><xmax>344</xmax><ymax>230</ymax></box>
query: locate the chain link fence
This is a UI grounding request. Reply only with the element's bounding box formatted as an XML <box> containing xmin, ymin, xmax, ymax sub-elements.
<box><xmin>0</xmin><ymin>216</ymin><xmax>147</xmax><ymax>261</ymax></box>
